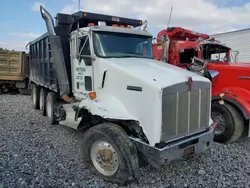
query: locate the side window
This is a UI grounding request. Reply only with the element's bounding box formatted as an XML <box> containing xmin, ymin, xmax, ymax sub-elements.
<box><xmin>179</xmin><ymin>48</ymin><xmax>197</xmax><ymax>64</ymax></box>
<box><xmin>135</xmin><ymin>41</ymin><xmax>150</xmax><ymax>56</ymax></box>
<box><xmin>160</xmin><ymin>34</ymin><xmax>165</xmax><ymax>42</ymax></box>
<box><xmin>79</xmin><ymin>36</ymin><xmax>91</xmax><ymax>66</ymax></box>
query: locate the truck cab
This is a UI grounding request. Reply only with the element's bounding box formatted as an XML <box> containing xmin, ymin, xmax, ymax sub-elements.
<box><xmin>153</xmin><ymin>27</ymin><xmax>250</xmax><ymax>144</ymax></box>
<box><xmin>28</xmin><ymin>8</ymin><xmax>217</xmax><ymax>185</ymax></box>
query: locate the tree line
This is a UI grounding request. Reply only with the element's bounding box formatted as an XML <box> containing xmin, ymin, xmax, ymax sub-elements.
<box><xmin>0</xmin><ymin>47</ymin><xmax>17</xmax><ymax>51</ymax></box>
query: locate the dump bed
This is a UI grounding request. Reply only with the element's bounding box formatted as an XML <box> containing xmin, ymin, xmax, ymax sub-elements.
<box><xmin>0</xmin><ymin>50</ymin><xmax>29</xmax><ymax>81</ymax></box>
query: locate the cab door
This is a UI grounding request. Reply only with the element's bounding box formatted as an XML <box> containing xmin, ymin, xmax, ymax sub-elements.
<box><xmin>70</xmin><ymin>33</ymin><xmax>94</xmax><ymax>99</ymax></box>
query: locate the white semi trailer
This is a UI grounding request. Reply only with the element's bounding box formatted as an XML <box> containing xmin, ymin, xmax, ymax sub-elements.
<box><xmin>213</xmin><ymin>29</ymin><xmax>250</xmax><ymax>62</ymax></box>
<box><xmin>28</xmin><ymin>6</ymin><xmax>217</xmax><ymax>185</ymax></box>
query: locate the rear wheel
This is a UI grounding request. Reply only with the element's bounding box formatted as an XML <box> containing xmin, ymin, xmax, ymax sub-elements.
<box><xmin>31</xmin><ymin>83</ymin><xmax>40</xmax><ymax>109</ymax></box>
<box><xmin>81</xmin><ymin>122</ymin><xmax>139</xmax><ymax>185</ymax></box>
<box><xmin>2</xmin><ymin>84</ymin><xmax>9</xmax><ymax>94</ymax></box>
<box><xmin>39</xmin><ymin>88</ymin><xmax>48</xmax><ymax>116</ymax></box>
<box><xmin>46</xmin><ymin>92</ymin><xmax>57</xmax><ymax>125</ymax></box>
<box><xmin>211</xmin><ymin>102</ymin><xmax>244</xmax><ymax>143</ymax></box>
<box><xmin>0</xmin><ymin>84</ymin><xmax>3</xmax><ymax>94</ymax></box>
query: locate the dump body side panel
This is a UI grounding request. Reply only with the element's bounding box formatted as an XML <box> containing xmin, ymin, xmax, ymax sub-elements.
<box><xmin>29</xmin><ymin>34</ymin><xmax>70</xmax><ymax>94</ymax></box>
<box><xmin>0</xmin><ymin>50</ymin><xmax>29</xmax><ymax>81</ymax></box>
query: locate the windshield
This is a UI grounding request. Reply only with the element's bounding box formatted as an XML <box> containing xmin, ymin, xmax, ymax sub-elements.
<box><xmin>93</xmin><ymin>31</ymin><xmax>153</xmax><ymax>58</ymax></box>
<box><xmin>202</xmin><ymin>43</ymin><xmax>232</xmax><ymax>62</ymax></box>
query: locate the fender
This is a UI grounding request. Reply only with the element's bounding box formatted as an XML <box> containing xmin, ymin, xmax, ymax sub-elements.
<box><xmin>78</xmin><ymin>95</ymin><xmax>139</xmax><ymax>121</ymax></box>
<box><xmin>212</xmin><ymin>87</ymin><xmax>250</xmax><ymax>119</ymax></box>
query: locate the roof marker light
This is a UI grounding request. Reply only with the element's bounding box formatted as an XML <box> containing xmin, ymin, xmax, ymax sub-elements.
<box><xmin>98</xmin><ymin>21</ymin><xmax>106</xmax><ymax>26</ymax></box>
<box><xmin>126</xmin><ymin>25</ymin><xmax>133</xmax><ymax>29</ymax></box>
<box><xmin>88</xmin><ymin>23</ymin><xmax>95</xmax><ymax>27</ymax></box>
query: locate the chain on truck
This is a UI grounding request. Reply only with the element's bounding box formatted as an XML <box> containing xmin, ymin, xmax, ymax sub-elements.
<box><xmin>27</xmin><ymin>6</ymin><xmax>217</xmax><ymax>185</ymax></box>
<box><xmin>153</xmin><ymin>27</ymin><xmax>250</xmax><ymax>144</ymax></box>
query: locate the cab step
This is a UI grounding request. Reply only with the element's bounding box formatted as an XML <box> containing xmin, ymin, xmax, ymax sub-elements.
<box><xmin>59</xmin><ymin>102</ymin><xmax>82</xmax><ymax>129</ymax></box>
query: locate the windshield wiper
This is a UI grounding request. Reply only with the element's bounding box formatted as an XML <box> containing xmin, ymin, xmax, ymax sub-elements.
<box><xmin>108</xmin><ymin>55</ymin><xmax>152</xmax><ymax>59</ymax></box>
<box><xmin>125</xmin><ymin>52</ymin><xmax>142</xmax><ymax>55</ymax></box>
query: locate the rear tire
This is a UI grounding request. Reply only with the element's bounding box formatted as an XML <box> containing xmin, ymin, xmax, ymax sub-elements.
<box><xmin>211</xmin><ymin>102</ymin><xmax>244</xmax><ymax>143</ymax></box>
<box><xmin>81</xmin><ymin>122</ymin><xmax>139</xmax><ymax>185</ymax></box>
<box><xmin>31</xmin><ymin>84</ymin><xmax>40</xmax><ymax>109</ymax></box>
<box><xmin>46</xmin><ymin>92</ymin><xmax>57</xmax><ymax>125</ymax></box>
<box><xmin>39</xmin><ymin>88</ymin><xmax>48</xmax><ymax>116</ymax></box>
<box><xmin>0</xmin><ymin>85</ymin><xmax>3</xmax><ymax>94</ymax></box>
<box><xmin>2</xmin><ymin>84</ymin><xmax>10</xmax><ymax>94</ymax></box>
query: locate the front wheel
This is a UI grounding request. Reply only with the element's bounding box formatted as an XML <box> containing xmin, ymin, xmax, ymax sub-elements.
<box><xmin>81</xmin><ymin>122</ymin><xmax>139</xmax><ymax>185</ymax></box>
<box><xmin>211</xmin><ymin>102</ymin><xmax>244</xmax><ymax>143</ymax></box>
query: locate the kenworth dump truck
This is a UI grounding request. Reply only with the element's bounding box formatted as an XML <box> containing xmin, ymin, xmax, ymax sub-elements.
<box><xmin>153</xmin><ymin>27</ymin><xmax>250</xmax><ymax>144</ymax></box>
<box><xmin>0</xmin><ymin>50</ymin><xmax>30</xmax><ymax>94</ymax></box>
<box><xmin>28</xmin><ymin>6</ymin><xmax>217</xmax><ymax>185</ymax></box>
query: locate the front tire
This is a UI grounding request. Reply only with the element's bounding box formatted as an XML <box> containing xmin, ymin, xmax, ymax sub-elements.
<box><xmin>211</xmin><ymin>102</ymin><xmax>244</xmax><ymax>143</ymax></box>
<box><xmin>81</xmin><ymin>122</ymin><xmax>139</xmax><ymax>185</ymax></box>
<box><xmin>46</xmin><ymin>92</ymin><xmax>57</xmax><ymax>125</ymax></box>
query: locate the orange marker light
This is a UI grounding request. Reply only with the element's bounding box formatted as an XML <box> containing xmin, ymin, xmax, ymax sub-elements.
<box><xmin>88</xmin><ymin>23</ymin><xmax>95</xmax><ymax>26</ymax></box>
<box><xmin>112</xmin><ymin>24</ymin><xmax>118</xmax><ymax>27</ymax></box>
<box><xmin>89</xmin><ymin>92</ymin><xmax>96</xmax><ymax>100</ymax></box>
<box><xmin>83</xmin><ymin>13</ymin><xmax>87</xmax><ymax>17</ymax></box>
<box><xmin>126</xmin><ymin>25</ymin><xmax>132</xmax><ymax>29</ymax></box>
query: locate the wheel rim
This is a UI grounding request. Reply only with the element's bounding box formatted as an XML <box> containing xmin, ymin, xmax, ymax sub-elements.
<box><xmin>90</xmin><ymin>140</ymin><xmax>119</xmax><ymax>176</ymax></box>
<box><xmin>46</xmin><ymin>98</ymin><xmax>52</xmax><ymax>118</ymax></box>
<box><xmin>211</xmin><ymin>111</ymin><xmax>226</xmax><ymax>135</ymax></box>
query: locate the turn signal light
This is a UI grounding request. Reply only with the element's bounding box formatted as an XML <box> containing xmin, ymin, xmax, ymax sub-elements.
<box><xmin>112</xmin><ymin>24</ymin><xmax>119</xmax><ymax>27</ymax></box>
<box><xmin>88</xmin><ymin>23</ymin><xmax>95</xmax><ymax>27</ymax></box>
<box><xmin>89</xmin><ymin>92</ymin><xmax>96</xmax><ymax>100</ymax></box>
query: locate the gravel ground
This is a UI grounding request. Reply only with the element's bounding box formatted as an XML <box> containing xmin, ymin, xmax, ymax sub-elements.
<box><xmin>1</xmin><ymin>94</ymin><xmax>250</xmax><ymax>188</ymax></box>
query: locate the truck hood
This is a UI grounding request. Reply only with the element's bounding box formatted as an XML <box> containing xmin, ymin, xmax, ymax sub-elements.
<box><xmin>102</xmin><ymin>57</ymin><xmax>210</xmax><ymax>88</ymax></box>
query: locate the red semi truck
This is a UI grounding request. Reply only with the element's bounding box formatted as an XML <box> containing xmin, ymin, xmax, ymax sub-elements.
<box><xmin>153</xmin><ymin>27</ymin><xmax>250</xmax><ymax>144</ymax></box>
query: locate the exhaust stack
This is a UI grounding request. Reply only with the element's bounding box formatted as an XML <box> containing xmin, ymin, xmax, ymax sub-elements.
<box><xmin>40</xmin><ymin>5</ymin><xmax>56</xmax><ymax>36</ymax></box>
<box><xmin>134</xmin><ymin>20</ymin><xmax>148</xmax><ymax>30</ymax></box>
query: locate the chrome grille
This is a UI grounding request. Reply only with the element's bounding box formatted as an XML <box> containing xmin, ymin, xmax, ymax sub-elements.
<box><xmin>161</xmin><ymin>81</ymin><xmax>211</xmax><ymax>142</ymax></box>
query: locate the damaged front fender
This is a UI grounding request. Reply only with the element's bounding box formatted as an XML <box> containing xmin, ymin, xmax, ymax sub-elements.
<box><xmin>78</xmin><ymin>95</ymin><xmax>139</xmax><ymax>121</ymax></box>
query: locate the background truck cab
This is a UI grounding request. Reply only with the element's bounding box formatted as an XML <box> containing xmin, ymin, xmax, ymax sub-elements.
<box><xmin>153</xmin><ymin>27</ymin><xmax>250</xmax><ymax>144</ymax></box>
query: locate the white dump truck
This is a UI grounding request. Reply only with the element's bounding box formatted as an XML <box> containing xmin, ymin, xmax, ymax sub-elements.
<box><xmin>27</xmin><ymin>6</ymin><xmax>217</xmax><ymax>185</ymax></box>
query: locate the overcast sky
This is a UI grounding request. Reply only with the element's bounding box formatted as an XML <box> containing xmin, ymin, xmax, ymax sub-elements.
<box><xmin>1</xmin><ymin>0</ymin><xmax>250</xmax><ymax>51</ymax></box>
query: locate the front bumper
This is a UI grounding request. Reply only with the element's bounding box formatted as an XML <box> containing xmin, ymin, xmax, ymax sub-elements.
<box><xmin>130</xmin><ymin>122</ymin><xmax>217</xmax><ymax>169</ymax></box>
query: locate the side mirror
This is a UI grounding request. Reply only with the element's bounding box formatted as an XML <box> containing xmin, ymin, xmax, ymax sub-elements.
<box><xmin>208</xmin><ymin>70</ymin><xmax>219</xmax><ymax>79</ymax></box>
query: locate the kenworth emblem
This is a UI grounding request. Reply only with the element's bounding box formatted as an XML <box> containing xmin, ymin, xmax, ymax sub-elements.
<box><xmin>187</xmin><ymin>77</ymin><xmax>193</xmax><ymax>91</ymax></box>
